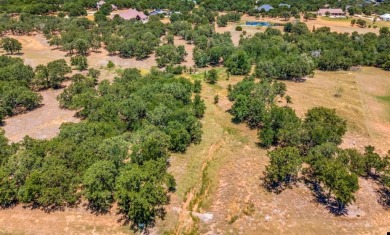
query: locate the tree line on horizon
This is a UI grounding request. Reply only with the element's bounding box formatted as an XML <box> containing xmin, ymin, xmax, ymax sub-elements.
<box><xmin>0</xmin><ymin>0</ymin><xmax>388</xmax><ymax>17</ymax></box>
<box><xmin>0</xmin><ymin>6</ymin><xmax>388</xmax><ymax>76</ymax></box>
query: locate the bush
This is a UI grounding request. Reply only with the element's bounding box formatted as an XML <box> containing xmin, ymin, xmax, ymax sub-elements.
<box><xmin>107</xmin><ymin>60</ymin><xmax>115</xmax><ymax>68</ymax></box>
<box><xmin>235</xmin><ymin>26</ymin><xmax>243</xmax><ymax>31</ymax></box>
<box><xmin>71</xmin><ymin>56</ymin><xmax>88</xmax><ymax>71</ymax></box>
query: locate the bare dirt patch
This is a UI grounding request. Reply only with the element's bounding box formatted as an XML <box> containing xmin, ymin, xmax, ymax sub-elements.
<box><xmin>0</xmin><ymin>205</ymin><xmax>132</xmax><ymax>235</ymax></box>
<box><xmin>6</xmin><ymin>34</ymin><xmax>157</xmax><ymax>70</ymax></box>
<box><xmin>174</xmin><ymin>36</ymin><xmax>195</xmax><ymax>67</ymax></box>
<box><xmin>2</xmin><ymin>86</ymin><xmax>80</xmax><ymax>143</ymax></box>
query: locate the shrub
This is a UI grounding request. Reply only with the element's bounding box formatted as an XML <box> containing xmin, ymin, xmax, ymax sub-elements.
<box><xmin>107</xmin><ymin>60</ymin><xmax>115</xmax><ymax>68</ymax></box>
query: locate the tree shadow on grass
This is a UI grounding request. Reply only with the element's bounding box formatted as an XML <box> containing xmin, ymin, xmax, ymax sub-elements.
<box><xmin>82</xmin><ymin>201</ymin><xmax>113</xmax><ymax>216</ymax></box>
<box><xmin>260</xmin><ymin>175</ymin><xmax>298</xmax><ymax>195</ymax></box>
<box><xmin>376</xmin><ymin>186</ymin><xmax>390</xmax><ymax>209</ymax></box>
<box><xmin>304</xmin><ymin>177</ymin><xmax>347</xmax><ymax>216</ymax></box>
<box><xmin>20</xmin><ymin>203</ymin><xmax>66</xmax><ymax>214</ymax></box>
<box><xmin>116</xmin><ymin>207</ymin><xmax>166</xmax><ymax>234</ymax></box>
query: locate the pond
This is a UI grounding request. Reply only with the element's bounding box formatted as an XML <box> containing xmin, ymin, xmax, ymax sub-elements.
<box><xmin>245</xmin><ymin>21</ymin><xmax>270</xmax><ymax>26</ymax></box>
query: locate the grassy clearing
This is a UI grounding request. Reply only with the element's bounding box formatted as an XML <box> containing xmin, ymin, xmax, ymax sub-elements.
<box><xmin>377</xmin><ymin>95</ymin><xmax>390</xmax><ymax>118</ymax></box>
<box><xmin>320</xmin><ymin>16</ymin><xmax>352</xmax><ymax>22</ymax></box>
<box><xmin>284</xmin><ymin>70</ymin><xmax>368</xmax><ymax>135</ymax></box>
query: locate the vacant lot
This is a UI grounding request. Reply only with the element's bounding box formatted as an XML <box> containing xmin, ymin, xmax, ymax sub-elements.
<box><xmin>0</xmin><ymin>204</ymin><xmax>132</xmax><ymax>235</ymax></box>
<box><xmin>285</xmin><ymin>67</ymin><xmax>390</xmax><ymax>154</ymax></box>
<box><xmin>156</xmin><ymin>67</ymin><xmax>390</xmax><ymax>234</ymax></box>
<box><xmin>0</xmin><ymin>67</ymin><xmax>389</xmax><ymax>234</ymax></box>
<box><xmin>2</xmin><ymin>86</ymin><xmax>80</xmax><ymax>142</ymax></box>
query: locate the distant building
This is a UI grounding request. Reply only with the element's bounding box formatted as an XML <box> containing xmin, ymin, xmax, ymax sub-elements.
<box><xmin>380</xmin><ymin>13</ymin><xmax>390</xmax><ymax>21</ymax></box>
<box><xmin>317</xmin><ymin>8</ymin><xmax>346</xmax><ymax>16</ymax></box>
<box><xmin>96</xmin><ymin>0</ymin><xmax>106</xmax><ymax>10</ymax></box>
<box><xmin>110</xmin><ymin>8</ymin><xmax>148</xmax><ymax>23</ymax></box>
<box><xmin>279</xmin><ymin>3</ymin><xmax>291</xmax><ymax>8</ymax></box>
<box><xmin>97</xmin><ymin>1</ymin><xmax>117</xmax><ymax>11</ymax></box>
<box><xmin>256</xmin><ymin>4</ymin><xmax>274</xmax><ymax>12</ymax></box>
<box><xmin>149</xmin><ymin>9</ymin><xmax>167</xmax><ymax>16</ymax></box>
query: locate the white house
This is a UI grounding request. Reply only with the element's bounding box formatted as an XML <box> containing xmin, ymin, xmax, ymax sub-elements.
<box><xmin>96</xmin><ymin>0</ymin><xmax>106</xmax><ymax>10</ymax></box>
<box><xmin>380</xmin><ymin>13</ymin><xmax>390</xmax><ymax>21</ymax></box>
<box><xmin>317</xmin><ymin>8</ymin><xmax>345</xmax><ymax>17</ymax></box>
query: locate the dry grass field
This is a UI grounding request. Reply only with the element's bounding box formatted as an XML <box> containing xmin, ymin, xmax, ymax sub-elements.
<box><xmin>155</xmin><ymin>68</ymin><xmax>390</xmax><ymax>234</ymax></box>
<box><xmin>285</xmin><ymin>67</ymin><xmax>390</xmax><ymax>154</ymax></box>
<box><xmin>2</xmin><ymin>84</ymin><xmax>80</xmax><ymax>142</ymax></box>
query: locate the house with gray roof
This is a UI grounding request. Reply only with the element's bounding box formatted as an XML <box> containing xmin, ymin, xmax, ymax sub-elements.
<box><xmin>256</xmin><ymin>4</ymin><xmax>274</xmax><ymax>12</ymax></box>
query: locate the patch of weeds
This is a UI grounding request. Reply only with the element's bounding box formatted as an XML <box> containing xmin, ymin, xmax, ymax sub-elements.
<box><xmin>377</xmin><ymin>95</ymin><xmax>390</xmax><ymax>105</ymax></box>
<box><xmin>243</xmin><ymin>201</ymin><xmax>255</xmax><ymax>216</ymax></box>
<box><xmin>224</xmin><ymin>127</ymin><xmax>249</xmax><ymax>144</ymax></box>
<box><xmin>334</xmin><ymin>87</ymin><xmax>344</xmax><ymax>98</ymax></box>
<box><xmin>228</xmin><ymin>214</ymin><xmax>239</xmax><ymax>224</ymax></box>
<box><xmin>377</xmin><ymin>95</ymin><xmax>390</xmax><ymax>119</ymax></box>
<box><xmin>107</xmin><ymin>60</ymin><xmax>115</xmax><ymax>69</ymax></box>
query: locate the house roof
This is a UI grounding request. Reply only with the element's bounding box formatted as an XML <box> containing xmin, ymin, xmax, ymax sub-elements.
<box><xmin>279</xmin><ymin>3</ymin><xmax>291</xmax><ymax>8</ymax></box>
<box><xmin>111</xmin><ymin>8</ymin><xmax>148</xmax><ymax>20</ymax></box>
<box><xmin>150</xmin><ymin>9</ymin><xmax>167</xmax><ymax>15</ymax></box>
<box><xmin>317</xmin><ymin>8</ymin><xmax>344</xmax><ymax>14</ymax></box>
<box><xmin>97</xmin><ymin>0</ymin><xmax>106</xmax><ymax>6</ymax></box>
<box><xmin>380</xmin><ymin>13</ymin><xmax>390</xmax><ymax>18</ymax></box>
<box><xmin>256</xmin><ymin>4</ymin><xmax>274</xmax><ymax>12</ymax></box>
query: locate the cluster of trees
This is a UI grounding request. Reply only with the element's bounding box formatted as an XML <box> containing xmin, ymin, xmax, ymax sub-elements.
<box><xmin>1</xmin><ymin>8</ymin><xmax>388</xmax><ymax>74</ymax></box>
<box><xmin>236</xmin><ymin>23</ymin><xmax>390</xmax><ymax>75</ymax></box>
<box><xmin>175</xmin><ymin>16</ymin><xmax>388</xmax><ymax>76</ymax></box>
<box><xmin>0</xmin><ymin>12</ymin><xmax>165</xmax><ymax>64</ymax></box>
<box><xmin>216</xmin><ymin>12</ymin><xmax>241</xmax><ymax>27</ymax></box>
<box><xmin>1</xmin><ymin>38</ymin><xmax>22</xmax><ymax>54</ymax></box>
<box><xmin>32</xmin><ymin>59</ymin><xmax>72</xmax><ymax>90</ymax></box>
<box><xmin>156</xmin><ymin>44</ymin><xmax>187</xmax><ymax>67</ymax></box>
<box><xmin>229</xmin><ymin>76</ymin><xmax>390</xmax><ymax>212</ymax></box>
<box><xmin>0</xmin><ymin>55</ymin><xmax>73</xmax><ymax>123</ymax></box>
<box><xmin>347</xmin><ymin>3</ymin><xmax>390</xmax><ymax>16</ymax></box>
<box><xmin>0</xmin><ymin>56</ymin><xmax>42</xmax><ymax>123</ymax></box>
<box><xmin>0</xmin><ymin>0</ymin><xmax>388</xmax><ymax>18</ymax></box>
<box><xmin>0</xmin><ymin>0</ymin><xmax>196</xmax><ymax>16</ymax></box>
<box><xmin>0</xmin><ymin>68</ymin><xmax>205</xmax><ymax>231</ymax></box>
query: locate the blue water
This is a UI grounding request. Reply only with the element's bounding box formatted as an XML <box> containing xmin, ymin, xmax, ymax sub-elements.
<box><xmin>246</xmin><ymin>21</ymin><xmax>270</xmax><ymax>26</ymax></box>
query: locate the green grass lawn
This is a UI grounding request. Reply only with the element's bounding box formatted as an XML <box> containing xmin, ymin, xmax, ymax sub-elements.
<box><xmin>320</xmin><ymin>16</ymin><xmax>352</xmax><ymax>22</ymax></box>
<box><xmin>377</xmin><ymin>95</ymin><xmax>390</xmax><ymax>119</ymax></box>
